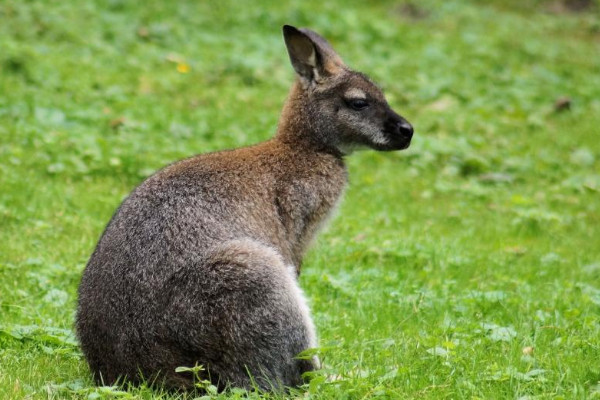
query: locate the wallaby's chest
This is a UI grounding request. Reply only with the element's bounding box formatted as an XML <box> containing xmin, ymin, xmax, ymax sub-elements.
<box><xmin>272</xmin><ymin>158</ymin><xmax>347</xmax><ymax>268</ymax></box>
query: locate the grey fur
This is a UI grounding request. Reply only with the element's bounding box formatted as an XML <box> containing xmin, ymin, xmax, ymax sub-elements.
<box><xmin>76</xmin><ymin>25</ymin><xmax>413</xmax><ymax>391</ymax></box>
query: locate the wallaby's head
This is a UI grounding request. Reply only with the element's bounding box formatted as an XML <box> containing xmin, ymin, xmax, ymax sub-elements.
<box><xmin>280</xmin><ymin>25</ymin><xmax>413</xmax><ymax>154</ymax></box>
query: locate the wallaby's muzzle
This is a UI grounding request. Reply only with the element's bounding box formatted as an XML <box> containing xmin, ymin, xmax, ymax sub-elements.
<box><xmin>383</xmin><ymin>111</ymin><xmax>414</xmax><ymax>150</ymax></box>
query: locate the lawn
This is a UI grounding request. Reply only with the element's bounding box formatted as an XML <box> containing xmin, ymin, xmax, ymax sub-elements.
<box><xmin>1</xmin><ymin>0</ymin><xmax>599</xmax><ymax>398</ymax></box>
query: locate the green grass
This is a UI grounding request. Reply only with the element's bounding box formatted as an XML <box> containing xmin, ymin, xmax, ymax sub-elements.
<box><xmin>1</xmin><ymin>0</ymin><xmax>600</xmax><ymax>398</ymax></box>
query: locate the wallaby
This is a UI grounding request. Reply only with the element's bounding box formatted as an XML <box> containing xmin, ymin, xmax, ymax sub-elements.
<box><xmin>76</xmin><ymin>25</ymin><xmax>413</xmax><ymax>391</ymax></box>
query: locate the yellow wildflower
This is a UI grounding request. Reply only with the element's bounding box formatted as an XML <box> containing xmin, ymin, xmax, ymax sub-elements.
<box><xmin>176</xmin><ymin>63</ymin><xmax>190</xmax><ymax>74</ymax></box>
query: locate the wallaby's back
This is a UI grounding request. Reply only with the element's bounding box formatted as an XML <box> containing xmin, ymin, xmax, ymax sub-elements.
<box><xmin>76</xmin><ymin>25</ymin><xmax>413</xmax><ymax>391</ymax></box>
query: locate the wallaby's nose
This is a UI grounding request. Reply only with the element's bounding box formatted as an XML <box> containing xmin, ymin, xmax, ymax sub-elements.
<box><xmin>398</xmin><ymin>120</ymin><xmax>413</xmax><ymax>139</ymax></box>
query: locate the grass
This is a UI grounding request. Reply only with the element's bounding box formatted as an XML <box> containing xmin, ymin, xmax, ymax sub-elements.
<box><xmin>1</xmin><ymin>0</ymin><xmax>600</xmax><ymax>398</ymax></box>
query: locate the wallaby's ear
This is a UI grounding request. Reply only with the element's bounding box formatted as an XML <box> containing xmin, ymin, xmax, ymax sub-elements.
<box><xmin>282</xmin><ymin>25</ymin><xmax>345</xmax><ymax>85</ymax></box>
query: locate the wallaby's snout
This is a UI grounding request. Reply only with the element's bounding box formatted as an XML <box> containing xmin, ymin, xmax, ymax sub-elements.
<box><xmin>383</xmin><ymin>110</ymin><xmax>413</xmax><ymax>151</ymax></box>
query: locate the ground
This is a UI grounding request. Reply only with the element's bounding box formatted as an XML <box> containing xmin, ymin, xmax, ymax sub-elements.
<box><xmin>1</xmin><ymin>0</ymin><xmax>599</xmax><ymax>398</ymax></box>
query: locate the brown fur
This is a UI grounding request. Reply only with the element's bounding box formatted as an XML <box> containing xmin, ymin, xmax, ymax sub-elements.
<box><xmin>155</xmin><ymin>135</ymin><xmax>346</xmax><ymax>274</ymax></box>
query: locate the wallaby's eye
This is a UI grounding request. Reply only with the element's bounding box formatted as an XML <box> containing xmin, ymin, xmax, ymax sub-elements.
<box><xmin>347</xmin><ymin>98</ymin><xmax>369</xmax><ymax>111</ymax></box>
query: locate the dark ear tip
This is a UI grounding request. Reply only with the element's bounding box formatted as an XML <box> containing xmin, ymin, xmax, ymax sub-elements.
<box><xmin>282</xmin><ymin>25</ymin><xmax>299</xmax><ymax>36</ymax></box>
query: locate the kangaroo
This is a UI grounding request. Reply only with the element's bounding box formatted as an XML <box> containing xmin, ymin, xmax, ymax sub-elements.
<box><xmin>76</xmin><ymin>25</ymin><xmax>413</xmax><ymax>391</ymax></box>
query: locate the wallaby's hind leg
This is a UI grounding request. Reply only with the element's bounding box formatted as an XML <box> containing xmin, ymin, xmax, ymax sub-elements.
<box><xmin>165</xmin><ymin>239</ymin><xmax>317</xmax><ymax>391</ymax></box>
